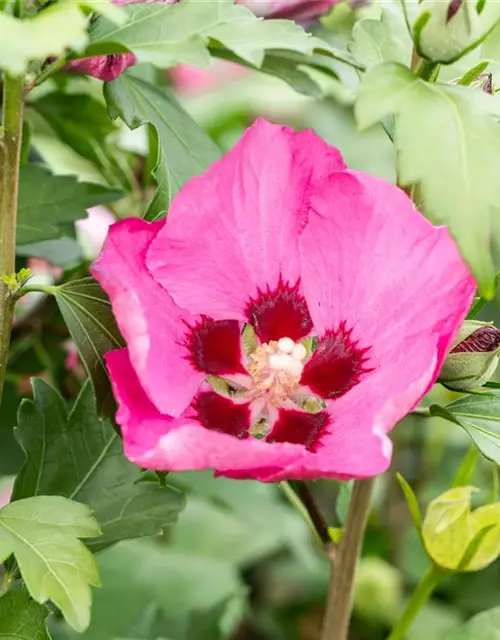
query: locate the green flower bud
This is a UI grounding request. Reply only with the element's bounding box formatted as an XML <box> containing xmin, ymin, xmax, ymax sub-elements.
<box><xmin>354</xmin><ymin>557</ymin><xmax>402</xmax><ymax>624</ymax></box>
<box><xmin>413</xmin><ymin>0</ymin><xmax>500</xmax><ymax>64</ymax></box>
<box><xmin>439</xmin><ymin>321</ymin><xmax>500</xmax><ymax>391</ymax></box>
<box><xmin>423</xmin><ymin>486</ymin><xmax>500</xmax><ymax>571</ymax></box>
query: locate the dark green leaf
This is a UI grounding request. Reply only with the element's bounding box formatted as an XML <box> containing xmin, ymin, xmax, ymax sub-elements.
<box><xmin>0</xmin><ymin>587</ymin><xmax>50</xmax><ymax>640</ymax></box>
<box><xmin>86</xmin><ymin>0</ymin><xmax>318</xmax><ymax>68</ymax></box>
<box><xmin>18</xmin><ymin>166</ymin><xmax>122</xmax><ymax>245</ymax></box>
<box><xmin>443</xmin><ymin>606</ymin><xmax>500</xmax><ymax>639</ymax></box>
<box><xmin>356</xmin><ymin>62</ymin><xmax>500</xmax><ymax>295</ymax></box>
<box><xmin>82</xmin><ymin>540</ymin><xmax>243</xmax><ymax>640</ymax></box>
<box><xmin>32</xmin><ymin>93</ymin><xmax>132</xmax><ymax>190</ymax></box>
<box><xmin>430</xmin><ymin>394</ymin><xmax>500</xmax><ymax>465</ymax></box>
<box><xmin>105</xmin><ymin>73</ymin><xmax>221</xmax><ymax>219</ymax></box>
<box><xmin>13</xmin><ymin>379</ymin><xmax>185</xmax><ymax>552</ymax></box>
<box><xmin>53</xmin><ymin>277</ymin><xmax>124</xmax><ymax>417</ymax></box>
<box><xmin>17</xmin><ymin>238</ymin><xmax>83</xmax><ymax>266</ymax></box>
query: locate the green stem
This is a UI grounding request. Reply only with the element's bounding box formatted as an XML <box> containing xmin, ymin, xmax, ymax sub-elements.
<box><xmin>14</xmin><ymin>283</ymin><xmax>58</xmax><ymax>299</ymax></box>
<box><xmin>320</xmin><ymin>477</ymin><xmax>375</xmax><ymax>640</ymax></box>
<box><xmin>386</xmin><ymin>565</ymin><xmax>442</xmax><ymax>640</ymax></box>
<box><xmin>0</xmin><ymin>74</ymin><xmax>25</xmax><ymax>403</ymax></box>
<box><xmin>34</xmin><ymin>56</ymin><xmax>67</xmax><ymax>87</ymax></box>
<box><xmin>415</xmin><ymin>59</ymin><xmax>440</xmax><ymax>82</ymax></box>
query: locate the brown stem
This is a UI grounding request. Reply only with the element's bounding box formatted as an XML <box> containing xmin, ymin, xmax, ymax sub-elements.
<box><xmin>289</xmin><ymin>480</ymin><xmax>332</xmax><ymax>547</ymax></box>
<box><xmin>320</xmin><ymin>477</ymin><xmax>375</xmax><ymax>640</ymax></box>
<box><xmin>0</xmin><ymin>74</ymin><xmax>25</xmax><ymax>402</ymax></box>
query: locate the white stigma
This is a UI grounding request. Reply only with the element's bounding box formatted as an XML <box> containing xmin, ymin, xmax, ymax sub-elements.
<box><xmin>269</xmin><ymin>337</ymin><xmax>307</xmax><ymax>378</ymax></box>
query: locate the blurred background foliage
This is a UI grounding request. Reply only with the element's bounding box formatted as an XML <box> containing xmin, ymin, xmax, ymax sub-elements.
<box><xmin>3</xmin><ymin>0</ymin><xmax>500</xmax><ymax>637</ymax></box>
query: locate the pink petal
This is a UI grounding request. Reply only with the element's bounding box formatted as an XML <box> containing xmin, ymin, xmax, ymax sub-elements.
<box><xmin>276</xmin><ymin>170</ymin><xmax>475</xmax><ymax>478</ymax></box>
<box><xmin>91</xmin><ymin>218</ymin><xmax>205</xmax><ymax>417</ymax></box>
<box><xmin>107</xmin><ymin>349</ymin><xmax>306</xmax><ymax>477</ymax></box>
<box><xmin>147</xmin><ymin>119</ymin><xmax>345</xmax><ymax>322</ymax></box>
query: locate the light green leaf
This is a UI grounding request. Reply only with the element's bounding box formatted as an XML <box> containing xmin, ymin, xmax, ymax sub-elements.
<box><xmin>86</xmin><ymin>0</ymin><xmax>317</xmax><ymax>69</ymax></box>
<box><xmin>52</xmin><ymin>278</ymin><xmax>124</xmax><ymax>418</ymax></box>
<box><xmin>0</xmin><ymin>587</ymin><xmax>50</xmax><ymax>640</ymax></box>
<box><xmin>356</xmin><ymin>61</ymin><xmax>500</xmax><ymax>294</ymax></box>
<box><xmin>13</xmin><ymin>379</ymin><xmax>185</xmax><ymax>552</ymax></box>
<box><xmin>443</xmin><ymin>606</ymin><xmax>500</xmax><ymax>639</ymax></box>
<box><xmin>18</xmin><ymin>166</ymin><xmax>122</xmax><ymax>246</ymax></box>
<box><xmin>396</xmin><ymin>473</ymin><xmax>423</xmax><ymax>534</ymax></box>
<box><xmin>0</xmin><ymin>496</ymin><xmax>100</xmax><ymax>632</ymax></box>
<box><xmin>349</xmin><ymin>2</ymin><xmax>412</xmax><ymax>69</ymax></box>
<box><xmin>79</xmin><ymin>0</ymin><xmax>128</xmax><ymax>25</ymax></box>
<box><xmin>0</xmin><ymin>3</ymin><xmax>87</xmax><ymax>75</ymax></box>
<box><xmin>430</xmin><ymin>393</ymin><xmax>500</xmax><ymax>465</ymax></box>
<box><xmin>105</xmin><ymin>73</ymin><xmax>221</xmax><ymax>219</ymax></box>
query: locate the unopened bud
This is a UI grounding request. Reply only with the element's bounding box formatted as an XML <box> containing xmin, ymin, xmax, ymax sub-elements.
<box><xmin>414</xmin><ymin>0</ymin><xmax>500</xmax><ymax>63</ymax></box>
<box><xmin>423</xmin><ymin>487</ymin><xmax>500</xmax><ymax>572</ymax></box>
<box><xmin>354</xmin><ymin>557</ymin><xmax>402</xmax><ymax>624</ymax></box>
<box><xmin>439</xmin><ymin>321</ymin><xmax>500</xmax><ymax>391</ymax></box>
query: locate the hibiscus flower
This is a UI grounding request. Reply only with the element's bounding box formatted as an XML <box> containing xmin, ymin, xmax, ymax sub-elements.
<box><xmin>92</xmin><ymin>119</ymin><xmax>474</xmax><ymax>481</ymax></box>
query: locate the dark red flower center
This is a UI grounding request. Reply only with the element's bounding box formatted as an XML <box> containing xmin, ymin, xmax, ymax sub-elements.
<box><xmin>184</xmin><ymin>317</ymin><xmax>246</xmax><ymax>376</ymax></box>
<box><xmin>246</xmin><ymin>279</ymin><xmax>313</xmax><ymax>343</ymax></box>
<box><xmin>192</xmin><ymin>391</ymin><xmax>250</xmax><ymax>440</ymax></box>
<box><xmin>301</xmin><ymin>324</ymin><xmax>371</xmax><ymax>400</ymax></box>
<box><xmin>267</xmin><ymin>409</ymin><xmax>330</xmax><ymax>451</ymax></box>
<box><xmin>187</xmin><ymin>285</ymin><xmax>370</xmax><ymax>452</ymax></box>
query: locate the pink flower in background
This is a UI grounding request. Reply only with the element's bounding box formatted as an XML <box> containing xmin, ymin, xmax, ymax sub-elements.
<box><xmin>75</xmin><ymin>206</ymin><xmax>116</xmax><ymax>259</ymax></box>
<box><xmin>66</xmin><ymin>0</ymin><xmax>337</xmax><ymax>82</ymax></box>
<box><xmin>92</xmin><ymin>119</ymin><xmax>474</xmax><ymax>481</ymax></box>
<box><xmin>241</xmin><ymin>0</ymin><xmax>336</xmax><ymax>20</ymax></box>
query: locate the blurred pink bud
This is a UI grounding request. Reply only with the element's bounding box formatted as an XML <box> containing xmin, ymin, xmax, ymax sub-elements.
<box><xmin>239</xmin><ymin>0</ymin><xmax>336</xmax><ymax>20</ymax></box>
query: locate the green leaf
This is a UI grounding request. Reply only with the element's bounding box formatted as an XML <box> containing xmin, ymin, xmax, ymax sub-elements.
<box><xmin>0</xmin><ymin>3</ymin><xmax>87</xmax><ymax>75</ymax></box>
<box><xmin>430</xmin><ymin>394</ymin><xmax>500</xmax><ymax>465</ymax></box>
<box><xmin>52</xmin><ymin>278</ymin><xmax>124</xmax><ymax>417</ymax></box>
<box><xmin>18</xmin><ymin>166</ymin><xmax>122</xmax><ymax>246</ymax></box>
<box><xmin>0</xmin><ymin>587</ymin><xmax>50</xmax><ymax>640</ymax></box>
<box><xmin>0</xmin><ymin>496</ymin><xmax>100</xmax><ymax>632</ymax></box>
<box><xmin>79</xmin><ymin>0</ymin><xmax>128</xmax><ymax>25</ymax></box>
<box><xmin>396</xmin><ymin>473</ymin><xmax>423</xmax><ymax>534</ymax></box>
<box><xmin>355</xmin><ymin>61</ymin><xmax>500</xmax><ymax>295</ymax></box>
<box><xmin>105</xmin><ymin>73</ymin><xmax>221</xmax><ymax>219</ymax></box>
<box><xmin>443</xmin><ymin>606</ymin><xmax>500</xmax><ymax>638</ymax></box>
<box><xmin>86</xmin><ymin>0</ymin><xmax>317</xmax><ymax>69</ymax></box>
<box><xmin>13</xmin><ymin>379</ymin><xmax>185</xmax><ymax>552</ymax></box>
<box><xmin>349</xmin><ymin>2</ymin><xmax>412</xmax><ymax>69</ymax></box>
<box><xmin>31</xmin><ymin>93</ymin><xmax>131</xmax><ymax>191</ymax></box>
<box><xmin>82</xmin><ymin>540</ymin><xmax>243</xmax><ymax>640</ymax></box>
